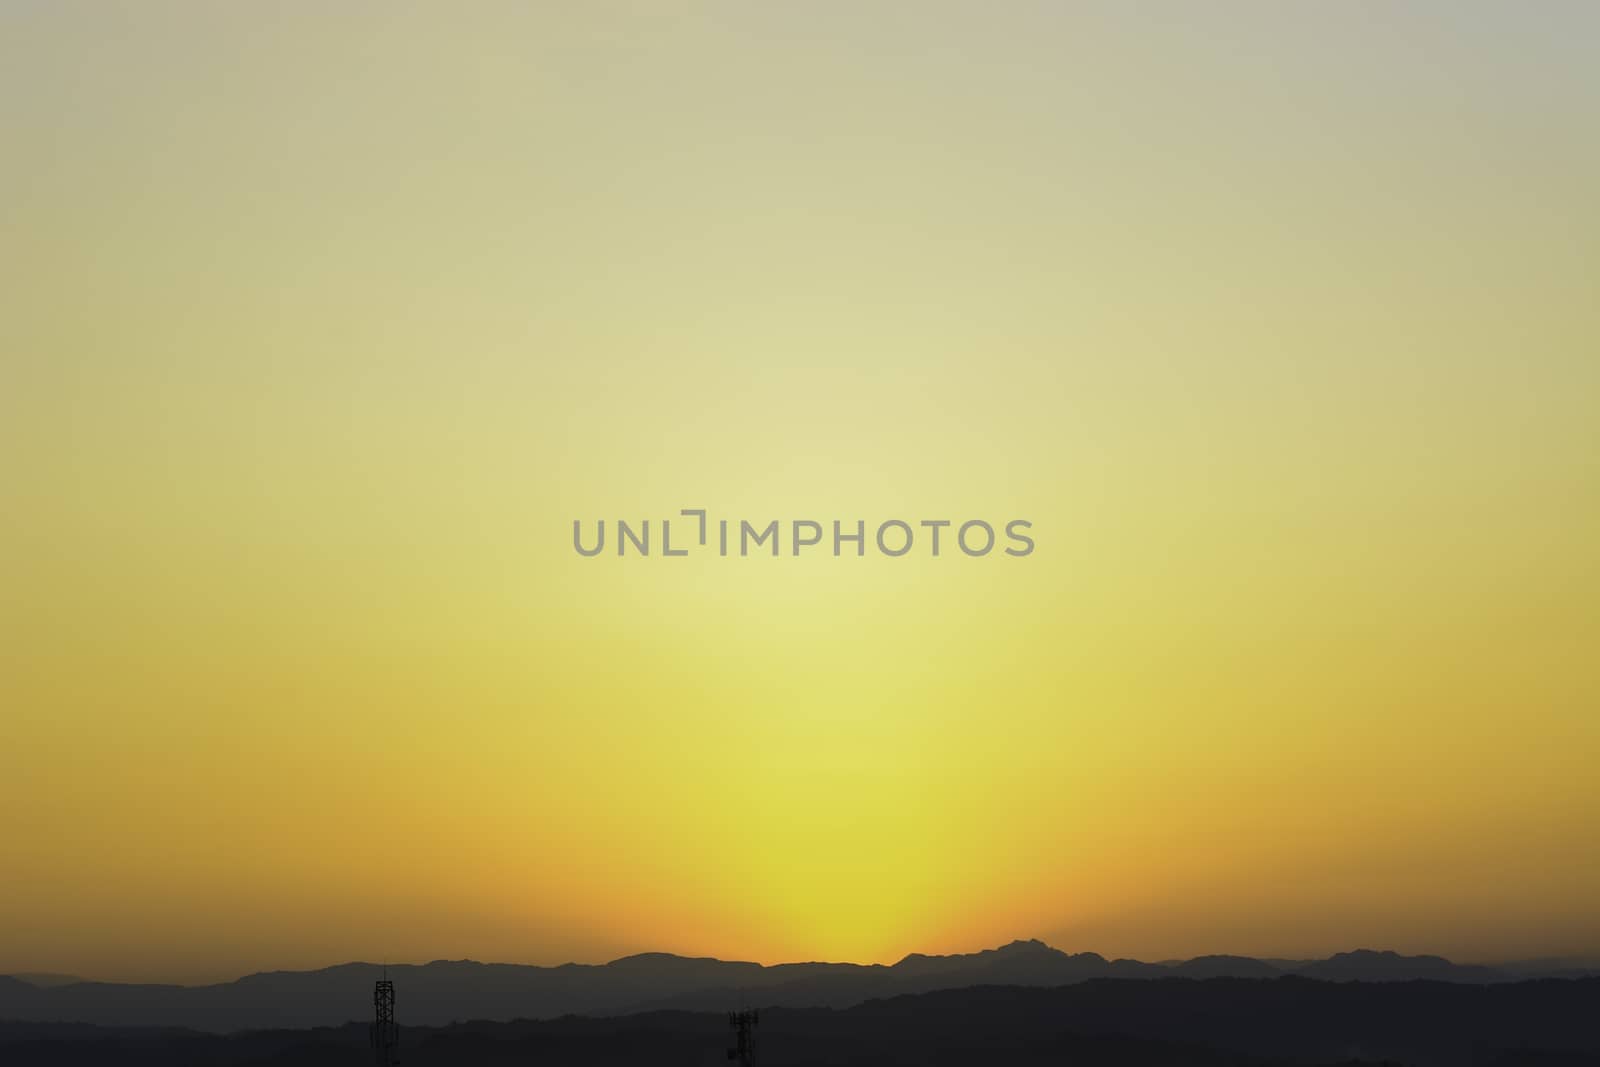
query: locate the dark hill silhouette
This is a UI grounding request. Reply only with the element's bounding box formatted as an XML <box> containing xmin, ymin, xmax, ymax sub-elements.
<box><xmin>2</xmin><ymin>977</ymin><xmax>1597</xmax><ymax>1066</ymax></box>
<box><xmin>1296</xmin><ymin>949</ymin><xmax>1507</xmax><ymax>983</ymax></box>
<box><xmin>0</xmin><ymin>941</ymin><xmax>1578</xmax><ymax>1032</ymax></box>
<box><xmin>1173</xmin><ymin>954</ymin><xmax>1284</xmax><ymax>979</ymax></box>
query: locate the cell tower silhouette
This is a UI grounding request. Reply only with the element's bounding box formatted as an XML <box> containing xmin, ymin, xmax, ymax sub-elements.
<box><xmin>727</xmin><ymin>1007</ymin><xmax>759</xmax><ymax>1065</ymax></box>
<box><xmin>370</xmin><ymin>968</ymin><xmax>399</xmax><ymax>1066</ymax></box>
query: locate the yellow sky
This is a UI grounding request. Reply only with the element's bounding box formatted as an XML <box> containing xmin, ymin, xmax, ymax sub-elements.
<box><xmin>2</xmin><ymin>3</ymin><xmax>1597</xmax><ymax>983</ymax></box>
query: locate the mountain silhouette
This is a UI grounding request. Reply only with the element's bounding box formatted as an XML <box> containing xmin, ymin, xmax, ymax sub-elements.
<box><xmin>1296</xmin><ymin>949</ymin><xmax>1508</xmax><ymax>983</ymax></box>
<box><xmin>1171</xmin><ymin>955</ymin><xmax>1285</xmax><ymax>979</ymax></box>
<box><xmin>1</xmin><ymin>941</ymin><xmax>1588</xmax><ymax>1032</ymax></box>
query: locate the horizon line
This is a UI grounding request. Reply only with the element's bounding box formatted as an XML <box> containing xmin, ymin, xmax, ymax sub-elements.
<box><xmin>13</xmin><ymin>937</ymin><xmax>1600</xmax><ymax>989</ymax></box>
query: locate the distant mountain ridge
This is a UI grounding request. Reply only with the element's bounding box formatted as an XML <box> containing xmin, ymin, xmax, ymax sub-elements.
<box><xmin>2</xmin><ymin>940</ymin><xmax>1594</xmax><ymax>1033</ymax></box>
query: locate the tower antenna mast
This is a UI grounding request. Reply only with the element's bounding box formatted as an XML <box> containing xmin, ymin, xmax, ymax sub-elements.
<box><xmin>727</xmin><ymin>1007</ymin><xmax>759</xmax><ymax>1066</ymax></box>
<box><xmin>371</xmin><ymin>965</ymin><xmax>399</xmax><ymax>1066</ymax></box>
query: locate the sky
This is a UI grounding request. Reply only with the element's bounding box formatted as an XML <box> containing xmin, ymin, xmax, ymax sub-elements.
<box><xmin>1</xmin><ymin>2</ymin><xmax>1597</xmax><ymax>984</ymax></box>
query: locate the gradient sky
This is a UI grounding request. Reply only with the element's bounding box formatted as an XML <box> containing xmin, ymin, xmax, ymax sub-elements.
<box><xmin>2</xmin><ymin>2</ymin><xmax>1597</xmax><ymax>984</ymax></box>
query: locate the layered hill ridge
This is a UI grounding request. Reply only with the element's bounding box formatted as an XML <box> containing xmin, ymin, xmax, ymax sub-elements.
<box><xmin>2</xmin><ymin>941</ymin><xmax>1594</xmax><ymax>1033</ymax></box>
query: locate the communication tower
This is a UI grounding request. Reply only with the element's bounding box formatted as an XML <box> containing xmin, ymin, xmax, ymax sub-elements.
<box><xmin>727</xmin><ymin>1007</ymin><xmax>758</xmax><ymax>1065</ymax></box>
<box><xmin>371</xmin><ymin>971</ymin><xmax>399</xmax><ymax>1065</ymax></box>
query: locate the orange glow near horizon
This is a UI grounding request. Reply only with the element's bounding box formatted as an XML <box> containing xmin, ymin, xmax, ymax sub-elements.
<box><xmin>2</xmin><ymin>3</ymin><xmax>1597</xmax><ymax>984</ymax></box>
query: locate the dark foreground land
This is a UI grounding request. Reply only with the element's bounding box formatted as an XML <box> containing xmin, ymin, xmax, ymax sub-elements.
<box><xmin>4</xmin><ymin>976</ymin><xmax>1599</xmax><ymax>1066</ymax></box>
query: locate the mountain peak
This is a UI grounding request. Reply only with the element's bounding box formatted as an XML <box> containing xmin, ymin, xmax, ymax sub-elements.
<box><xmin>994</xmin><ymin>938</ymin><xmax>1056</xmax><ymax>955</ymax></box>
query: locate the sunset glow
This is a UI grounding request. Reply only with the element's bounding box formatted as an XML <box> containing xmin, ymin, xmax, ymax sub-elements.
<box><xmin>2</xmin><ymin>2</ymin><xmax>1597</xmax><ymax>984</ymax></box>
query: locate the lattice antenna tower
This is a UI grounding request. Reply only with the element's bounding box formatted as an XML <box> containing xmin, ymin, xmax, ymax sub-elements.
<box><xmin>727</xmin><ymin>1007</ymin><xmax>759</xmax><ymax>1066</ymax></box>
<box><xmin>370</xmin><ymin>965</ymin><xmax>399</xmax><ymax>1066</ymax></box>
